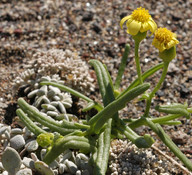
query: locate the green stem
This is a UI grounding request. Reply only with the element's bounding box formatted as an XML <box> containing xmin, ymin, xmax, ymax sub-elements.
<box><xmin>18</xmin><ymin>98</ymin><xmax>85</xmax><ymax>135</ymax></box>
<box><xmin>40</xmin><ymin>81</ymin><xmax>103</xmax><ymax>111</ymax></box>
<box><xmin>43</xmin><ymin>135</ymin><xmax>95</xmax><ymax>165</ymax></box>
<box><xmin>117</xmin><ymin>63</ymin><xmax>163</xmax><ymax>99</ymax></box>
<box><xmin>114</xmin><ymin>44</ymin><xmax>130</xmax><ymax>89</ymax></box>
<box><xmin>88</xmin><ymin>83</ymin><xmax>150</xmax><ymax>134</ymax></box>
<box><xmin>146</xmin><ymin>119</ymin><xmax>192</xmax><ymax>171</ymax></box>
<box><xmin>128</xmin><ymin>114</ymin><xmax>182</xmax><ymax>130</ymax></box>
<box><xmin>16</xmin><ymin>109</ymin><xmax>46</xmax><ymax>135</ymax></box>
<box><xmin>134</xmin><ymin>41</ymin><xmax>143</xmax><ymax>84</ymax></box>
<box><xmin>144</xmin><ymin>62</ymin><xmax>169</xmax><ymax>117</ymax></box>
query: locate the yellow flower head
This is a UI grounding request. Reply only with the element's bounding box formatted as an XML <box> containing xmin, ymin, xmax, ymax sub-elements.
<box><xmin>120</xmin><ymin>7</ymin><xmax>157</xmax><ymax>36</ymax></box>
<box><xmin>152</xmin><ymin>28</ymin><xmax>179</xmax><ymax>52</ymax></box>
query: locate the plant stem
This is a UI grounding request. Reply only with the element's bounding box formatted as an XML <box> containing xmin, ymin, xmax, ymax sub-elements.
<box><xmin>88</xmin><ymin>83</ymin><xmax>150</xmax><ymax>134</ymax></box>
<box><xmin>128</xmin><ymin>114</ymin><xmax>182</xmax><ymax>129</ymax></box>
<box><xmin>134</xmin><ymin>41</ymin><xmax>143</xmax><ymax>84</ymax></box>
<box><xmin>114</xmin><ymin>44</ymin><xmax>130</xmax><ymax>89</ymax></box>
<box><xmin>146</xmin><ymin>119</ymin><xmax>192</xmax><ymax>171</ymax></box>
<box><xmin>16</xmin><ymin>109</ymin><xmax>46</xmax><ymax>135</ymax></box>
<box><xmin>144</xmin><ymin>62</ymin><xmax>169</xmax><ymax>117</ymax></box>
<box><xmin>40</xmin><ymin>81</ymin><xmax>103</xmax><ymax>111</ymax></box>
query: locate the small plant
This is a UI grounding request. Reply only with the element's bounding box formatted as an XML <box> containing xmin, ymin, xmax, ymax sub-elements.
<box><xmin>16</xmin><ymin>7</ymin><xmax>192</xmax><ymax>174</ymax></box>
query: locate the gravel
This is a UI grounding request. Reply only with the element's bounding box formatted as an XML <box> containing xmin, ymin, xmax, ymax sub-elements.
<box><xmin>0</xmin><ymin>0</ymin><xmax>192</xmax><ymax>174</ymax></box>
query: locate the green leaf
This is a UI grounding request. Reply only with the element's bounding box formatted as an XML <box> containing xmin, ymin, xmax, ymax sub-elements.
<box><xmin>117</xmin><ymin>63</ymin><xmax>163</xmax><ymax>99</ymax></box>
<box><xmin>89</xmin><ymin>83</ymin><xmax>150</xmax><ymax>133</ymax></box>
<box><xmin>114</xmin><ymin>44</ymin><xmax>130</xmax><ymax>89</ymax></box>
<box><xmin>155</xmin><ymin>103</ymin><xmax>190</xmax><ymax>119</ymax></box>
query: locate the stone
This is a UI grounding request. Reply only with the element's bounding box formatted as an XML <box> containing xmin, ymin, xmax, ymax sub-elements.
<box><xmin>35</xmin><ymin>161</ymin><xmax>54</xmax><ymax>175</ymax></box>
<box><xmin>25</xmin><ymin>140</ymin><xmax>39</xmax><ymax>152</ymax></box>
<box><xmin>23</xmin><ymin>157</ymin><xmax>35</xmax><ymax>169</ymax></box>
<box><xmin>65</xmin><ymin>160</ymin><xmax>78</xmax><ymax>174</ymax></box>
<box><xmin>16</xmin><ymin>168</ymin><xmax>33</xmax><ymax>175</ymax></box>
<box><xmin>2</xmin><ymin>147</ymin><xmax>21</xmax><ymax>174</ymax></box>
<box><xmin>10</xmin><ymin>135</ymin><xmax>25</xmax><ymax>150</ymax></box>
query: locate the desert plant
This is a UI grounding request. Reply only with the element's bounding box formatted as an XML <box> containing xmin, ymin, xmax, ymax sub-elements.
<box><xmin>16</xmin><ymin>7</ymin><xmax>192</xmax><ymax>174</ymax></box>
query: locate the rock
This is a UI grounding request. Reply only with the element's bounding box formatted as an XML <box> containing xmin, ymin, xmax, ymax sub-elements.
<box><xmin>58</xmin><ymin>163</ymin><xmax>66</xmax><ymax>174</ymax></box>
<box><xmin>1</xmin><ymin>147</ymin><xmax>22</xmax><ymax>174</ymax></box>
<box><xmin>0</xmin><ymin>126</ymin><xmax>10</xmax><ymax>135</ymax></box>
<box><xmin>23</xmin><ymin>157</ymin><xmax>35</xmax><ymax>169</ymax></box>
<box><xmin>92</xmin><ymin>22</ymin><xmax>102</xmax><ymax>33</ymax></box>
<box><xmin>25</xmin><ymin>140</ymin><xmax>39</xmax><ymax>152</ymax></box>
<box><xmin>31</xmin><ymin>153</ymin><xmax>39</xmax><ymax>162</ymax></box>
<box><xmin>34</xmin><ymin>161</ymin><xmax>54</xmax><ymax>175</ymax></box>
<box><xmin>40</xmin><ymin>149</ymin><xmax>47</xmax><ymax>160</ymax></box>
<box><xmin>2</xmin><ymin>171</ymin><xmax>8</xmax><ymax>175</ymax></box>
<box><xmin>156</xmin><ymin>90</ymin><xmax>165</xmax><ymax>97</ymax></box>
<box><xmin>16</xmin><ymin>168</ymin><xmax>33</xmax><ymax>175</ymax></box>
<box><xmin>179</xmin><ymin>85</ymin><xmax>190</xmax><ymax>98</ymax></box>
<box><xmin>49</xmin><ymin>160</ymin><xmax>59</xmax><ymax>169</ymax></box>
<box><xmin>171</xmin><ymin>131</ymin><xmax>189</xmax><ymax>144</ymax></box>
<box><xmin>82</xmin><ymin>11</ymin><xmax>94</xmax><ymax>21</ymax></box>
<box><xmin>76</xmin><ymin>170</ymin><xmax>81</xmax><ymax>175</ymax></box>
<box><xmin>60</xmin><ymin>150</ymin><xmax>72</xmax><ymax>163</ymax></box>
<box><xmin>65</xmin><ymin>160</ymin><xmax>78</xmax><ymax>174</ymax></box>
<box><xmin>11</xmin><ymin>128</ymin><xmax>23</xmax><ymax>135</ymax></box>
<box><xmin>10</xmin><ymin>135</ymin><xmax>25</xmax><ymax>150</ymax></box>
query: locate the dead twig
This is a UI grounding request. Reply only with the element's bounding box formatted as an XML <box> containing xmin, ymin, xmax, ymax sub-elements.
<box><xmin>152</xmin><ymin>145</ymin><xmax>192</xmax><ymax>175</ymax></box>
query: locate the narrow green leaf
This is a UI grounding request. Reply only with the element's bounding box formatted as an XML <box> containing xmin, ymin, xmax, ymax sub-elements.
<box><xmin>114</xmin><ymin>44</ymin><xmax>130</xmax><ymax>89</ymax></box>
<box><xmin>89</xmin><ymin>83</ymin><xmax>150</xmax><ymax>133</ymax></box>
<box><xmin>118</xmin><ymin>63</ymin><xmax>163</xmax><ymax>99</ymax></box>
<box><xmin>16</xmin><ymin>109</ymin><xmax>46</xmax><ymax>135</ymax></box>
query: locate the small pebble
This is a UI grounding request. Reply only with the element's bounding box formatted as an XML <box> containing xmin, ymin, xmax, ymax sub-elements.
<box><xmin>58</xmin><ymin>164</ymin><xmax>66</xmax><ymax>174</ymax></box>
<box><xmin>10</xmin><ymin>135</ymin><xmax>25</xmax><ymax>150</ymax></box>
<box><xmin>2</xmin><ymin>171</ymin><xmax>8</xmax><ymax>175</ymax></box>
<box><xmin>40</xmin><ymin>149</ymin><xmax>47</xmax><ymax>160</ymax></box>
<box><xmin>16</xmin><ymin>168</ymin><xmax>33</xmax><ymax>175</ymax></box>
<box><xmin>76</xmin><ymin>170</ymin><xmax>81</xmax><ymax>175</ymax></box>
<box><xmin>31</xmin><ymin>153</ymin><xmax>39</xmax><ymax>162</ymax></box>
<box><xmin>60</xmin><ymin>150</ymin><xmax>72</xmax><ymax>163</ymax></box>
<box><xmin>25</xmin><ymin>140</ymin><xmax>39</xmax><ymax>152</ymax></box>
<box><xmin>53</xmin><ymin>169</ymin><xmax>59</xmax><ymax>175</ymax></box>
<box><xmin>35</xmin><ymin>161</ymin><xmax>54</xmax><ymax>175</ymax></box>
<box><xmin>49</xmin><ymin>160</ymin><xmax>59</xmax><ymax>169</ymax></box>
<box><xmin>23</xmin><ymin>157</ymin><xmax>35</xmax><ymax>169</ymax></box>
<box><xmin>0</xmin><ymin>126</ymin><xmax>9</xmax><ymax>135</ymax></box>
<box><xmin>11</xmin><ymin>128</ymin><xmax>23</xmax><ymax>135</ymax></box>
<box><xmin>65</xmin><ymin>160</ymin><xmax>78</xmax><ymax>174</ymax></box>
<box><xmin>4</xmin><ymin>130</ymin><xmax>10</xmax><ymax>140</ymax></box>
<box><xmin>2</xmin><ymin>147</ymin><xmax>22</xmax><ymax>174</ymax></box>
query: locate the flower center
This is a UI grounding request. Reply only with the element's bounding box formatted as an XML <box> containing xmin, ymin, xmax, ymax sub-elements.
<box><xmin>155</xmin><ymin>28</ymin><xmax>174</xmax><ymax>44</ymax></box>
<box><xmin>131</xmin><ymin>7</ymin><xmax>151</xmax><ymax>23</ymax></box>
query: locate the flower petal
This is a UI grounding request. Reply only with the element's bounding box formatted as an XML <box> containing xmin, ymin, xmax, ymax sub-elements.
<box><xmin>127</xmin><ymin>20</ymin><xmax>141</xmax><ymax>35</ymax></box>
<box><xmin>120</xmin><ymin>16</ymin><xmax>131</xmax><ymax>29</ymax></box>
<box><xmin>140</xmin><ymin>22</ymin><xmax>150</xmax><ymax>33</ymax></box>
<box><xmin>148</xmin><ymin>19</ymin><xmax>157</xmax><ymax>33</ymax></box>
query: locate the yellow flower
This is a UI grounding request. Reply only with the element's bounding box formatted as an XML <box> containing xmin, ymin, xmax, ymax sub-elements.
<box><xmin>152</xmin><ymin>28</ymin><xmax>179</xmax><ymax>52</ymax></box>
<box><xmin>120</xmin><ymin>7</ymin><xmax>157</xmax><ymax>36</ymax></box>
